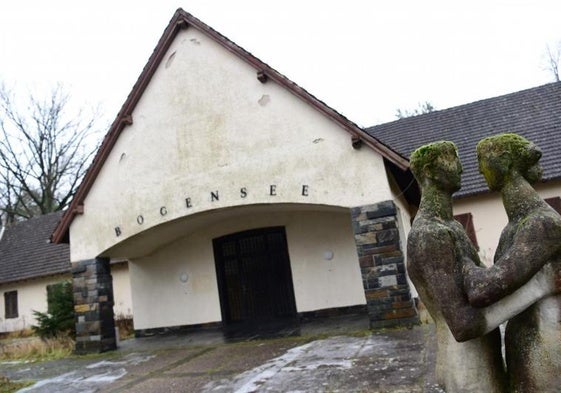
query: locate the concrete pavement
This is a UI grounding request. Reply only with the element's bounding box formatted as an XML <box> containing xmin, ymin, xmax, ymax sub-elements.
<box><xmin>1</xmin><ymin>315</ymin><xmax>444</xmax><ymax>392</ymax></box>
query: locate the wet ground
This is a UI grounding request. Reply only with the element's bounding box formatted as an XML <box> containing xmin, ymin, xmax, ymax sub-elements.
<box><xmin>1</xmin><ymin>315</ymin><xmax>444</xmax><ymax>392</ymax></box>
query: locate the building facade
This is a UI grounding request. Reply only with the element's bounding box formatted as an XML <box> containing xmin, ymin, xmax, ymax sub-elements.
<box><xmin>52</xmin><ymin>10</ymin><xmax>418</xmax><ymax>353</ymax></box>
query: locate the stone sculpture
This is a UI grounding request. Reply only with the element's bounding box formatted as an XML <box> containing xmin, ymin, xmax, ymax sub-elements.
<box><xmin>406</xmin><ymin>140</ymin><xmax>559</xmax><ymax>392</ymax></box>
<box><xmin>462</xmin><ymin>134</ymin><xmax>561</xmax><ymax>392</ymax></box>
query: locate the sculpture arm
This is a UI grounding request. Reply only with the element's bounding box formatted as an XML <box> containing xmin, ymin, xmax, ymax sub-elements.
<box><xmin>479</xmin><ymin>263</ymin><xmax>557</xmax><ymax>334</ymax></box>
<box><xmin>463</xmin><ymin>214</ymin><xmax>561</xmax><ymax>307</ymax></box>
<box><xmin>407</xmin><ymin>225</ymin><xmax>487</xmax><ymax>342</ymax></box>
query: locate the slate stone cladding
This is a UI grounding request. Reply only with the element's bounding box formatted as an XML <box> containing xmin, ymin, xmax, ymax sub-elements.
<box><xmin>72</xmin><ymin>257</ymin><xmax>116</xmax><ymax>354</ymax></box>
<box><xmin>351</xmin><ymin>201</ymin><xmax>419</xmax><ymax>329</ymax></box>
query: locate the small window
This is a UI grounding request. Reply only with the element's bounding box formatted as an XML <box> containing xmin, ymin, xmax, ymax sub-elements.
<box><xmin>454</xmin><ymin>212</ymin><xmax>479</xmax><ymax>250</ymax></box>
<box><xmin>545</xmin><ymin>197</ymin><xmax>561</xmax><ymax>214</ymax></box>
<box><xmin>4</xmin><ymin>291</ymin><xmax>18</xmax><ymax>319</ymax></box>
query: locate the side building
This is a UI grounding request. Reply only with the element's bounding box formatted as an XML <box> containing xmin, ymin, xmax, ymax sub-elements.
<box><xmin>0</xmin><ymin>212</ymin><xmax>132</xmax><ymax>333</ymax></box>
<box><xmin>367</xmin><ymin>81</ymin><xmax>561</xmax><ymax>263</ymax></box>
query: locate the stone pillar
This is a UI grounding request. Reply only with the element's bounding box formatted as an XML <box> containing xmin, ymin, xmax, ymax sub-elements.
<box><xmin>72</xmin><ymin>257</ymin><xmax>116</xmax><ymax>354</ymax></box>
<box><xmin>351</xmin><ymin>200</ymin><xmax>419</xmax><ymax>329</ymax></box>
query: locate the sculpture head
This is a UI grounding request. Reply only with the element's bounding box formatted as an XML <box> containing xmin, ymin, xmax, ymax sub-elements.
<box><xmin>410</xmin><ymin>141</ymin><xmax>462</xmax><ymax>193</ymax></box>
<box><xmin>476</xmin><ymin>133</ymin><xmax>542</xmax><ymax>191</ymax></box>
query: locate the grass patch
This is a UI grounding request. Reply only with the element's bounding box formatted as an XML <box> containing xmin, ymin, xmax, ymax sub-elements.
<box><xmin>0</xmin><ymin>376</ymin><xmax>34</xmax><ymax>393</ymax></box>
<box><xmin>0</xmin><ymin>329</ymin><xmax>35</xmax><ymax>341</ymax></box>
<box><xmin>0</xmin><ymin>333</ymin><xmax>74</xmax><ymax>362</ymax></box>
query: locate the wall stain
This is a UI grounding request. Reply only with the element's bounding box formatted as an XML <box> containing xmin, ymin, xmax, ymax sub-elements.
<box><xmin>258</xmin><ymin>94</ymin><xmax>270</xmax><ymax>107</ymax></box>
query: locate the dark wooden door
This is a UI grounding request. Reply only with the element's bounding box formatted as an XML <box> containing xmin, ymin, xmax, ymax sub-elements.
<box><xmin>213</xmin><ymin>227</ymin><xmax>297</xmax><ymax>328</ymax></box>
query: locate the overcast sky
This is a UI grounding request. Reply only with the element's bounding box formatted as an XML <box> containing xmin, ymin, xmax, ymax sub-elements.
<box><xmin>1</xmin><ymin>1</ymin><xmax>560</xmax><ymax>127</ymax></box>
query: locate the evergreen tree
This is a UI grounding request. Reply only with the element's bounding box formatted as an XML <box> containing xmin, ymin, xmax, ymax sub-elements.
<box><xmin>32</xmin><ymin>281</ymin><xmax>75</xmax><ymax>338</ymax></box>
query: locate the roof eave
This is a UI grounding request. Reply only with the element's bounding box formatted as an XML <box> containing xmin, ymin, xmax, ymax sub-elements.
<box><xmin>0</xmin><ymin>268</ymin><xmax>71</xmax><ymax>286</ymax></box>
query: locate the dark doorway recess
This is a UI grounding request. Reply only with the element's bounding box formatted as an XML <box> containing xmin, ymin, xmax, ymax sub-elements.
<box><xmin>213</xmin><ymin>226</ymin><xmax>299</xmax><ymax>338</ymax></box>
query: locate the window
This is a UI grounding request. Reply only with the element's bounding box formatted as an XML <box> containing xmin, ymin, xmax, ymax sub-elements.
<box><xmin>4</xmin><ymin>291</ymin><xmax>18</xmax><ymax>319</ymax></box>
<box><xmin>454</xmin><ymin>212</ymin><xmax>479</xmax><ymax>250</ymax></box>
<box><xmin>545</xmin><ymin>197</ymin><xmax>561</xmax><ymax>214</ymax></box>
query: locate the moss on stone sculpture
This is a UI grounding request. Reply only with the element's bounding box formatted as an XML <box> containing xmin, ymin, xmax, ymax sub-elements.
<box><xmin>410</xmin><ymin>141</ymin><xmax>459</xmax><ymax>181</ymax></box>
<box><xmin>476</xmin><ymin>133</ymin><xmax>542</xmax><ymax>189</ymax></box>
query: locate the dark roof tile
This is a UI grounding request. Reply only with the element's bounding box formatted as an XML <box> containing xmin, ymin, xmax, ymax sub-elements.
<box><xmin>366</xmin><ymin>82</ymin><xmax>561</xmax><ymax>197</ymax></box>
<box><xmin>0</xmin><ymin>212</ymin><xmax>70</xmax><ymax>284</ymax></box>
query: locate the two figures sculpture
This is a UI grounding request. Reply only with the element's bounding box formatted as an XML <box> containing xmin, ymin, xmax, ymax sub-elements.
<box><xmin>407</xmin><ymin>133</ymin><xmax>561</xmax><ymax>393</ymax></box>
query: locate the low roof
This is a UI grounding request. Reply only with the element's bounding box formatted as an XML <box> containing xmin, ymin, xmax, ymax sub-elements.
<box><xmin>52</xmin><ymin>8</ymin><xmax>408</xmax><ymax>244</ymax></box>
<box><xmin>366</xmin><ymin>81</ymin><xmax>561</xmax><ymax>198</ymax></box>
<box><xmin>0</xmin><ymin>212</ymin><xmax>70</xmax><ymax>285</ymax></box>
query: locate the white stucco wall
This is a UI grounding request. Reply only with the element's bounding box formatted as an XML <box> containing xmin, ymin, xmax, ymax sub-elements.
<box><xmin>453</xmin><ymin>180</ymin><xmax>561</xmax><ymax>266</ymax></box>
<box><xmin>69</xmin><ymin>27</ymin><xmax>393</xmax><ymax>262</ymax></box>
<box><xmin>111</xmin><ymin>262</ymin><xmax>133</xmax><ymax>318</ymax></box>
<box><xmin>129</xmin><ymin>207</ymin><xmax>365</xmax><ymax>331</ymax></box>
<box><xmin>0</xmin><ymin>268</ymin><xmax>133</xmax><ymax>333</ymax></box>
<box><xmin>0</xmin><ymin>275</ymin><xmax>68</xmax><ymax>333</ymax></box>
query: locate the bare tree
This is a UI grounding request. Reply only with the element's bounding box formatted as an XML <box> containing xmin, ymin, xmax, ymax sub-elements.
<box><xmin>544</xmin><ymin>42</ymin><xmax>561</xmax><ymax>82</ymax></box>
<box><xmin>395</xmin><ymin>101</ymin><xmax>435</xmax><ymax>119</ymax></box>
<box><xmin>0</xmin><ymin>83</ymin><xmax>102</xmax><ymax>224</ymax></box>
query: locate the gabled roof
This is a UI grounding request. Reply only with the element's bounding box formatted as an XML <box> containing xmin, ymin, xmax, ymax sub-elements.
<box><xmin>52</xmin><ymin>8</ymin><xmax>407</xmax><ymax>244</ymax></box>
<box><xmin>366</xmin><ymin>81</ymin><xmax>561</xmax><ymax>198</ymax></box>
<box><xmin>0</xmin><ymin>212</ymin><xmax>70</xmax><ymax>285</ymax></box>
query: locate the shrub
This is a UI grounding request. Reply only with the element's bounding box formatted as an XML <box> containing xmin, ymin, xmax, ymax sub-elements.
<box><xmin>32</xmin><ymin>281</ymin><xmax>75</xmax><ymax>339</ymax></box>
